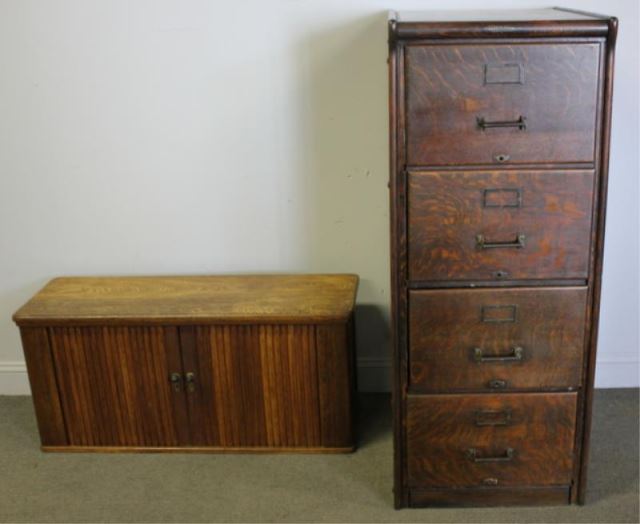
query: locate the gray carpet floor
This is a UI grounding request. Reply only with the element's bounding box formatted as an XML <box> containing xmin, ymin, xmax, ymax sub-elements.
<box><xmin>0</xmin><ymin>389</ymin><xmax>637</xmax><ymax>523</ymax></box>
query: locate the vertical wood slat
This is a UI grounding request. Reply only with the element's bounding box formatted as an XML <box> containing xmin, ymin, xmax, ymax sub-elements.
<box><xmin>48</xmin><ymin>326</ymin><xmax>185</xmax><ymax>447</ymax></box>
<box><xmin>20</xmin><ymin>327</ymin><xmax>67</xmax><ymax>446</ymax></box>
<box><xmin>191</xmin><ymin>324</ymin><xmax>333</xmax><ymax>449</ymax></box>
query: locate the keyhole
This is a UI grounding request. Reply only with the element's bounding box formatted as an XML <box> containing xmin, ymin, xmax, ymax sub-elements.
<box><xmin>494</xmin><ymin>153</ymin><xmax>510</xmax><ymax>163</ymax></box>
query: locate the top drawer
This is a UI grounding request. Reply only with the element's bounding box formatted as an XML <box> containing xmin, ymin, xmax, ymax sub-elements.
<box><xmin>405</xmin><ymin>43</ymin><xmax>601</xmax><ymax>166</ymax></box>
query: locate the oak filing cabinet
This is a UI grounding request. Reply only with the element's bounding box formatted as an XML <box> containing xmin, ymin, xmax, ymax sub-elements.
<box><xmin>388</xmin><ymin>9</ymin><xmax>617</xmax><ymax>507</ymax></box>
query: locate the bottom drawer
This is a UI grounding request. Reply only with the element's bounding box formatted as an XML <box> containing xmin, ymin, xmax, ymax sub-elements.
<box><xmin>407</xmin><ymin>392</ymin><xmax>577</xmax><ymax>488</ymax></box>
<box><xmin>409</xmin><ymin>486</ymin><xmax>570</xmax><ymax>507</ymax></box>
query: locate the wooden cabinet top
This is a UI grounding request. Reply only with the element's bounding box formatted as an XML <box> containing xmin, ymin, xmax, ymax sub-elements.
<box><xmin>13</xmin><ymin>275</ymin><xmax>359</xmax><ymax>326</ymax></box>
<box><xmin>389</xmin><ymin>7</ymin><xmax>615</xmax><ymax>40</ymax></box>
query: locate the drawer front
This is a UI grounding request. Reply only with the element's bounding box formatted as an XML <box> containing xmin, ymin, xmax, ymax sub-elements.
<box><xmin>407</xmin><ymin>392</ymin><xmax>577</xmax><ymax>488</ymax></box>
<box><xmin>409</xmin><ymin>287</ymin><xmax>587</xmax><ymax>392</ymax></box>
<box><xmin>405</xmin><ymin>43</ymin><xmax>601</xmax><ymax>166</ymax></box>
<box><xmin>408</xmin><ymin>170</ymin><xmax>594</xmax><ymax>281</ymax></box>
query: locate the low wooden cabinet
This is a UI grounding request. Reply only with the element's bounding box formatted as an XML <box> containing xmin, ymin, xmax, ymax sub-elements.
<box><xmin>13</xmin><ymin>275</ymin><xmax>358</xmax><ymax>452</ymax></box>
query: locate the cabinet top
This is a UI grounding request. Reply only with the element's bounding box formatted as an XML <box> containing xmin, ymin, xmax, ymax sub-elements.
<box><xmin>389</xmin><ymin>7</ymin><xmax>616</xmax><ymax>40</ymax></box>
<box><xmin>13</xmin><ymin>275</ymin><xmax>359</xmax><ymax>326</ymax></box>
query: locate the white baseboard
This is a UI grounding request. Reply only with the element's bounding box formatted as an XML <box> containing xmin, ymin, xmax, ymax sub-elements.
<box><xmin>0</xmin><ymin>361</ymin><xmax>30</xmax><ymax>395</ymax></box>
<box><xmin>594</xmin><ymin>358</ymin><xmax>640</xmax><ymax>388</ymax></box>
<box><xmin>0</xmin><ymin>358</ymin><xmax>637</xmax><ymax>395</ymax></box>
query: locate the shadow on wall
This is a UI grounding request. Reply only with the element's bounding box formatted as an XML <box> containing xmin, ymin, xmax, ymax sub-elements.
<box><xmin>295</xmin><ymin>12</ymin><xmax>391</xmax><ymax>391</ymax></box>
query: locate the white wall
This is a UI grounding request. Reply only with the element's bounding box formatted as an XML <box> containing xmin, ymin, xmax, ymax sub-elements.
<box><xmin>0</xmin><ymin>0</ymin><xmax>637</xmax><ymax>393</ymax></box>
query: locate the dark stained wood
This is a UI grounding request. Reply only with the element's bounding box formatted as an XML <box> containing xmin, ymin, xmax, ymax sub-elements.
<box><xmin>408</xmin><ymin>170</ymin><xmax>594</xmax><ymax>281</ymax></box>
<box><xmin>577</xmin><ymin>15</ymin><xmax>618</xmax><ymax>505</ymax></box>
<box><xmin>49</xmin><ymin>326</ymin><xmax>188</xmax><ymax>447</ymax></box>
<box><xmin>12</xmin><ymin>275</ymin><xmax>359</xmax><ymax>326</ymax></box>
<box><xmin>317</xmin><ymin>323</ymin><xmax>354</xmax><ymax>448</ymax></box>
<box><xmin>19</xmin><ymin>327</ymin><xmax>67</xmax><ymax>446</ymax></box>
<box><xmin>405</xmin><ymin>43</ymin><xmax>601</xmax><ymax>167</ymax></box>
<box><xmin>389</xmin><ymin>9</ymin><xmax>617</xmax><ymax>508</ymax></box>
<box><xmin>407</xmin><ymin>392</ymin><xmax>577</xmax><ymax>488</ymax></box>
<box><xmin>409</xmin><ymin>486</ymin><xmax>570</xmax><ymax>507</ymax></box>
<box><xmin>409</xmin><ymin>287</ymin><xmax>587</xmax><ymax>391</ymax></box>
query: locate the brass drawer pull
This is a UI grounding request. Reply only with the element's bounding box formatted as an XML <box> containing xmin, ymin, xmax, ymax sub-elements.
<box><xmin>466</xmin><ymin>447</ymin><xmax>515</xmax><ymax>462</ymax></box>
<box><xmin>474</xmin><ymin>346</ymin><xmax>524</xmax><ymax>363</ymax></box>
<box><xmin>474</xmin><ymin>409</ymin><xmax>512</xmax><ymax>427</ymax></box>
<box><xmin>169</xmin><ymin>372</ymin><xmax>183</xmax><ymax>393</ymax></box>
<box><xmin>185</xmin><ymin>372</ymin><xmax>196</xmax><ymax>393</ymax></box>
<box><xmin>476</xmin><ymin>116</ymin><xmax>526</xmax><ymax>131</ymax></box>
<box><xmin>476</xmin><ymin>233</ymin><xmax>525</xmax><ymax>249</ymax></box>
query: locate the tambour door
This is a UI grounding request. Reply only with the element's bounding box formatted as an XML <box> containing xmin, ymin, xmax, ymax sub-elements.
<box><xmin>49</xmin><ymin>326</ymin><xmax>189</xmax><ymax>447</ymax></box>
<box><xmin>179</xmin><ymin>324</ymin><xmax>352</xmax><ymax>449</ymax></box>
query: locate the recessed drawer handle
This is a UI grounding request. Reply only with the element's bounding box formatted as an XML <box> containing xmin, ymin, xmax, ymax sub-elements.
<box><xmin>466</xmin><ymin>447</ymin><xmax>515</xmax><ymax>463</ymax></box>
<box><xmin>476</xmin><ymin>116</ymin><xmax>526</xmax><ymax>131</ymax></box>
<box><xmin>474</xmin><ymin>346</ymin><xmax>524</xmax><ymax>363</ymax></box>
<box><xmin>474</xmin><ymin>409</ymin><xmax>512</xmax><ymax>427</ymax></box>
<box><xmin>476</xmin><ymin>233</ymin><xmax>525</xmax><ymax>249</ymax></box>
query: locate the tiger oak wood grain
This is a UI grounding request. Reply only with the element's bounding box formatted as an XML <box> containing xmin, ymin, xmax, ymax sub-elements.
<box><xmin>13</xmin><ymin>275</ymin><xmax>358</xmax><ymax>326</ymax></box>
<box><xmin>408</xmin><ymin>170</ymin><xmax>594</xmax><ymax>281</ymax></box>
<box><xmin>389</xmin><ymin>8</ymin><xmax>617</xmax><ymax>508</ymax></box>
<box><xmin>405</xmin><ymin>43</ymin><xmax>601</xmax><ymax>166</ymax></box>
<box><xmin>407</xmin><ymin>392</ymin><xmax>577</xmax><ymax>488</ymax></box>
<box><xmin>409</xmin><ymin>287</ymin><xmax>587</xmax><ymax>392</ymax></box>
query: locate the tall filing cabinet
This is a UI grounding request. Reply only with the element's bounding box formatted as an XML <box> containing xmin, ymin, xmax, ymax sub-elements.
<box><xmin>388</xmin><ymin>9</ymin><xmax>617</xmax><ymax>508</ymax></box>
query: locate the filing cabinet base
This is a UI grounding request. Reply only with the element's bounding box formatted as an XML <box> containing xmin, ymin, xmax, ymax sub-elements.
<box><xmin>408</xmin><ymin>487</ymin><xmax>571</xmax><ymax>508</ymax></box>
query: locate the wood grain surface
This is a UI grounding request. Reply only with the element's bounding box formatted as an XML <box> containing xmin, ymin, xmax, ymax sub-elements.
<box><xmin>409</xmin><ymin>287</ymin><xmax>587</xmax><ymax>391</ymax></box>
<box><xmin>408</xmin><ymin>170</ymin><xmax>594</xmax><ymax>281</ymax></box>
<box><xmin>407</xmin><ymin>392</ymin><xmax>577</xmax><ymax>488</ymax></box>
<box><xmin>13</xmin><ymin>275</ymin><xmax>358</xmax><ymax>326</ymax></box>
<box><xmin>49</xmin><ymin>326</ymin><xmax>188</xmax><ymax>447</ymax></box>
<box><xmin>408</xmin><ymin>486</ymin><xmax>570</xmax><ymax>507</ymax></box>
<box><xmin>33</xmin><ymin>322</ymin><xmax>354</xmax><ymax>450</ymax></box>
<box><xmin>406</xmin><ymin>43</ymin><xmax>601</xmax><ymax>166</ymax></box>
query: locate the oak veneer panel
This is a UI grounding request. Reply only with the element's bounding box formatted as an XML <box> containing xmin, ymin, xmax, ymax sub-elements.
<box><xmin>405</xmin><ymin>43</ymin><xmax>601</xmax><ymax>166</ymax></box>
<box><xmin>407</xmin><ymin>392</ymin><xmax>577</xmax><ymax>488</ymax></box>
<box><xmin>49</xmin><ymin>326</ymin><xmax>188</xmax><ymax>447</ymax></box>
<box><xmin>19</xmin><ymin>327</ymin><xmax>67</xmax><ymax>446</ymax></box>
<box><xmin>13</xmin><ymin>275</ymin><xmax>358</xmax><ymax>326</ymax></box>
<box><xmin>409</xmin><ymin>287</ymin><xmax>587</xmax><ymax>391</ymax></box>
<box><xmin>408</xmin><ymin>170</ymin><xmax>594</xmax><ymax>281</ymax></box>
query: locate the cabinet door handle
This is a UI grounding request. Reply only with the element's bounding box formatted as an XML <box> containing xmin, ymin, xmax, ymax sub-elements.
<box><xmin>474</xmin><ymin>346</ymin><xmax>524</xmax><ymax>363</ymax></box>
<box><xmin>466</xmin><ymin>447</ymin><xmax>514</xmax><ymax>463</ymax></box>
<box><xmin>476</xmin><ymin>116</ymin><xmax>526</xmax><ymax>131</ymax></box>
<box><xmin>185</xmin><ymin>372</ymin><xmax>196</xmax><ymax>393</ymax></box>
<box><xmin>476</xmin><ymin>233</ymin><xmax>525</xmax><ymax>249</ymax></box>
<box><xmin>169</xmin><ymin>372</ymin><xmax>183</xmax><ymax>393</ymax></box>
